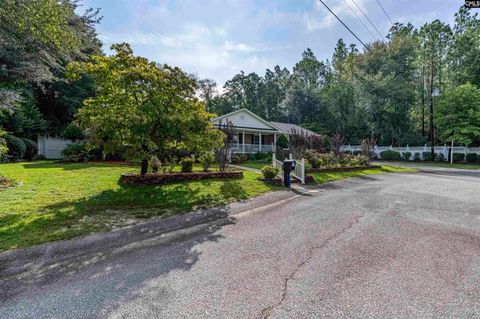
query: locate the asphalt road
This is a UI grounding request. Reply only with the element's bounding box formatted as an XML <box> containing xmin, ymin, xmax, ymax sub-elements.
<box><xmin>2</xmin><ymin>168</ymin><xmax>480</xmax><ymax>319</ymax></box>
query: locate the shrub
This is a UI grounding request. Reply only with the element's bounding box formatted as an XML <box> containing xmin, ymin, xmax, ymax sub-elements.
<box><xmin>251</xmin><ymin>152</ymin><xmax>271</xmax><ymax>161</ymax></box>
<box><xmin>453</xmin><ymin>153</ymin><xmax>465</xmax><ymax>163</ymax></box>
<box><xmin>356</xmin><ymin>155</ymin><xmax>370</xmax><ymax>167</ymax></box>
<box><xmin>180</xmin><ymin>157</ymin><xmax>194</xmax><ymax>172</ymax></box>
<box><xmin>21</xmin><ymin>138</ymin><xmax>38</xmax><ymax>161</ymax></box>
<box><xmin>149</xmin><ymin>155</ymin><xmax>161</xmax><ymax>173</ymax></box>
<box><xmin>380</xmin><ymin>150</ymin><xmax>401</xmax><ymax>161</ymax></box>
<box><xmin>437</xmin><ymin>153</ymin><xmax>446</xmax><ymax>162</ymax></box>
<box><xmin>303</xmin><ymin>149</ymin><xmax>321</xmax><ymax>168</ymax></box>
<box><xmin>199</xmin><ymin>153</ymin><xmax>215</xmax><ymax>171</ymax></box>
<box><xmin>401</xmin><ymin>152</ymin><xmax>412</xmax><ymax>161</ymax></box>
<box><xmin>316</xmin><ymin>153</ymin><xmax>338</xmax><ymax>168</ymax></box>
<box><xmin>5</xmin><ymin>135</ymin><xmax>26</xmax><ymax>160</ymax></box>
<box><xmin>360</xmin><ymin>137</ymin><xmax>376</xmax><ymax>160</ymax></box>
<box><xmin>61</xmin><ymin>143</ymin><xmax>100</xmax><ymax>162</ymax></box>
<box><xmin>414</xmin><ymin>152</ymin><xmax>421</xmax><ymax>161</ymax></box>
<box><xmin>343</xmin><ymin>150</ymin><xmax>352</xmax><ymax>155</ymax></box>
<box><xmin>303</xmin><ymin>159</ymin><xmax>312</xmax><ymax>171</ymax></box>
<box><xmin>353</xmin><ymin>150</ymin><xmax>362</xmax><ymax>156</ymax></box>
<box><xmin>466</xmin><ymin>153</ymin><xmax>478</xmax><ymax>163</ymax></box>
<box><xmin>61</xmin><ymin>123</ymin><xmax>84</xmax><ymax>140</ymax></box>
<box><xmin>0</xmin><ymin>130</ymin><xmax>9</xmax><ymax>162</ymax></box>
<box><xmin>231</xmin><ymin>155</ymin><xmax>246</xmax><ymax>164</ymax></box>
<box><xmin>261</xmin><ymin>165</ymin><xmax>279</xmax><ymax>179</ymax></box>
<box><xmin>276</xmin><ymin>134</ymin><xmax>289</xmax><ymax>149</ymax></box>
<box><xmin>422</xmin><ymin>152</ymin><xmax>433</xmax><ymax>161</ymax></box>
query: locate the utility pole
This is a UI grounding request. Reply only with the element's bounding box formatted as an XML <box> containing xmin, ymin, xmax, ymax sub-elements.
<box><xmin>420</xmin><ymin>65</ymin><xmax>425</xmax><ymax>137</ymax></box>
<box><xmin>429</xmin><ymin>62</ymin><xmax>435</xmax><ymax>160</ymax></box>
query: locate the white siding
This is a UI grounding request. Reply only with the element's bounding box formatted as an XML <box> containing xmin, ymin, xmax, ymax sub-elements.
<box><xmin>213</xmin><ymin>110</ymin><xmax>274</xmax><ymax>130</ymax></box>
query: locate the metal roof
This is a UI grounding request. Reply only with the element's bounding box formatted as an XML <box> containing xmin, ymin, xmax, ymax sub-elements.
<box><xmin>269</xmin><ymin>122</ymin><xmax>320</xmax><ymax>136</ymax></box>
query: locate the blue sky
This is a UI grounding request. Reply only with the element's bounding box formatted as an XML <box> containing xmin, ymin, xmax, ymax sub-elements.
<box><xmin>80</xmin><ymin>0</ymin><xmax>463</xmax><ymax>87</ymax></box>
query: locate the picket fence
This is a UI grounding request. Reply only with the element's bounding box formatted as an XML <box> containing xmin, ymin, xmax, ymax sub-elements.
<box><xmin>341</xmin><ymin>144</ymin><xmax>480</xmax><ymax>161</ymax></box>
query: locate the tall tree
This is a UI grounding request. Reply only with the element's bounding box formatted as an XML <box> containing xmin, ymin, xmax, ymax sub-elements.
<box><xmin>68</xmin><ymin>43</ymin><xmax>223</xmax><ymax>174</ymax></box>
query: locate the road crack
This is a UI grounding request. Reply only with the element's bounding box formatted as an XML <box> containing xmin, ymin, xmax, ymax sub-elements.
<box><xmin>259</xmin><ymin>212</ymin><xmax>365</xmax><ymax>319</ymax></box>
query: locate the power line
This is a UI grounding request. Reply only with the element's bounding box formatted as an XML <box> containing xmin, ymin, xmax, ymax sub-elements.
<box><xmin>375</xmin><ymin>0</ymin><xmax>393</xmax><ymax>26</ymax></box>
<box><xmin>349</xmin><ymin>0</ymin><xmax>384</xmax><ymax>39</ymax></box>
<box><xmin>316</xmin><ymin>0</ymin><xmax>370</xmax><ymax>52</ymax></box>
<box><xmin>342</xmin><ymin>0</ymin><xmax>378</xmax><ymax>42</ymax></box>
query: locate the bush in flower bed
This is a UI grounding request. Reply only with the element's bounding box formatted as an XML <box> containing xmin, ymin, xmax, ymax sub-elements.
<box><xmin>179</xmin><ymin>157</ymin><xmax>194</xmax><ymax>172</ymax></box>
<box><xmin>261</xmin><ymin>165</ymin><xmax>279</xmax><ymax>179</ymax></box>
<box><xmin>303</xmin><ymin>149</ymin><xmax>370</xmax><ymax>172</ymax></box>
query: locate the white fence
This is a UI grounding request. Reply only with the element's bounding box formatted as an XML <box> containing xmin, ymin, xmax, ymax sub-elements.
<box><xmin>37</xmin><ymin>135</ymin><xmax>76</xmax><ymax>159</ymax></box>
<box><xmin>272</xmin><ymin>153</ymin><xmax>306</xmax><ymax>184</ymax></box>
<box><xmin>341</xmin><ymin>144</ymin><xmax>480</xmax><ymax>161</ymax></box>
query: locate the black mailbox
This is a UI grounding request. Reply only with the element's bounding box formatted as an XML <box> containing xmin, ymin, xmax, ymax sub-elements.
<box><xmin>282</xmin><ymin>160</ymin><xmax>295</xmax><ymax>188</ymax></box>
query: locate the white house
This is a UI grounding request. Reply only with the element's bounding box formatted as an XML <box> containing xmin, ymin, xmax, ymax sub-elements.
<box><xmin>212</xmin><ymin>108</ymin><xmax>319</xmax><ymax>154</ymax></box>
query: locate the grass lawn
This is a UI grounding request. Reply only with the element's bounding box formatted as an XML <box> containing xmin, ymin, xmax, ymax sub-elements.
<box><xmin>309</xmin><ymin>165</ymin><xmax>416</xmax><ymax>184</ymax></box>
<box><xmin>0</xmin><ymin>161</ymin><xmax>276</xmax><ymax>251</ymax></box>
<box><xmin>235</xmin><ymin>160</ymin><xmax>271</xmax><ymax>171</ymax></box>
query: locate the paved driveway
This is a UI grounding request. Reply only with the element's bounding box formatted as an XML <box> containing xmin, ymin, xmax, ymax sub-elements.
<box><xmin>1</xmin><ymin>168</ymin><xmax>480</xmax><ymax>318</ymax></box>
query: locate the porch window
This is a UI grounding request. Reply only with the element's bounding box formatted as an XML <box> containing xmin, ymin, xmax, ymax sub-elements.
<box><xmin>253</xmin><ymin>135</ymin><xmax>259</xmax><ymax>145</ymax></box>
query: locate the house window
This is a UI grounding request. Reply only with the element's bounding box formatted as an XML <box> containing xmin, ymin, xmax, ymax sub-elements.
<box><xmin>238</xmin><ymin>133</ymin><xmax>243</xmax><ymax>144</ymax></box>
<box><xmin>253</xmin><ymin>135</ymin><xmax>259</xmax><ymax>145</ymax></box>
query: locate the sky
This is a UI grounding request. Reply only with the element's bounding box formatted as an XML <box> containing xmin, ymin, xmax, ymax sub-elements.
<box><xmin>79</xmin><ymin>0</ymin><xmax>464</xmax><ymax>88</ymax></box>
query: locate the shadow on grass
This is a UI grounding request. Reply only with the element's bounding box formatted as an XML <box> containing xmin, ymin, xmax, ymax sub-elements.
<box><xmin>0</xmin><ymin>178</ymin><xmax>252</xmax><ymax>252</ymax></box>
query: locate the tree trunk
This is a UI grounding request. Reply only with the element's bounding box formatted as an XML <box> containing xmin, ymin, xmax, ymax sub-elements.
<box><xmin>141</xmin><ymin>158</ymin><xmax>148</xmax><ymax>175</ymax></box>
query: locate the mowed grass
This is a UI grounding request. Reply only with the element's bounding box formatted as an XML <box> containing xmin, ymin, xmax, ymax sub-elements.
<box><xmin>0</xmin><ymin>161</ymin><xmax>276</xmax><ymax>251</ymax></box>
<box><xmin>310</xmin><ymin>165</ymin><xmax>416</xmax><ymax>184</ymax></box>
<box><xmin>236</xmin><ymin>160</ymin><xmax>271</xmax><ymax>171</ymax></box>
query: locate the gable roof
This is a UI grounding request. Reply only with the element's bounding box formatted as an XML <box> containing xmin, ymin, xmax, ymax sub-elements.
<box><xmin>212</xmin><ymin>108</ymin><xmax>280</xmax><ymax>131</ymax></box>
<box><xmin>269</xmin><ymin>122</ymin><xmax>321</xmax><ymax>136</ymax></box>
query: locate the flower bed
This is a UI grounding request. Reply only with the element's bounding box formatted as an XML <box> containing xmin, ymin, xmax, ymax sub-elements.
<box><xmin>307</xmin><ymin>165</ymin><xmax>381</xmax><ymax>173</ymax></box>
<box><xmin>121</xmin><ymin>170</ymin><xmax>243</xmax><ymax>186</ymax></box>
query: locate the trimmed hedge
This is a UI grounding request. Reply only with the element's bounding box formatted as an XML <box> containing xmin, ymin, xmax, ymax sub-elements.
<box><xmin>453</xmin><ymin>153</ymin><xmax>465</xmax><ymax>163</ymax></box>
<box><xmin>422</xmin><ymin>152</ymin><xmax>434</xmax><ymax>161</ymax></box>
<box><xmin>5</xmin><ymin>135</ymin><xmax>26</xmax><ymax>160</ymax></box>
<box><xmin>401</xmin><ymin>152</ymin><xmax>412</xmax><ymax>161</ymax></box>
<box><xmin>380</xmin><ymin>150</ymin><xmax>401</xmax><ymax>160</ymax></box>
<box><xmin>21</xmin><ymin>138</ymin><xmax>38</xmax><ymax>160</ymax></box>
<box><xmin>466</xmin><ymin>153</ymin><xmax>478</xmax><ymax>163</ymax></box>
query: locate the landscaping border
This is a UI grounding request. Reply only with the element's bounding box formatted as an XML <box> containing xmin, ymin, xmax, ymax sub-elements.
<box><xmin>121</xmin><ymin>170</ymin><xmax>243</xmax><ymax>186</ymax></box>
<box><xmin>307</xmin><ymin>165</ymin><xmax>381</xmax><ymax>173</ymax></box>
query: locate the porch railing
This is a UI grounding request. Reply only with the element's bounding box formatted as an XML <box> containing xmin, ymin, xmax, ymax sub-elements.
<box><xmin>231</xmin><ymin>143</ymin><xmax>275</xmax><ymax>153</ymax></box>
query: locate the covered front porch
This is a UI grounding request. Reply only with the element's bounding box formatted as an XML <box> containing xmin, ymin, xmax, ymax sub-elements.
<box><xmin>231</xmin><ymin>130</ymin><xmax>277</xmax><ymax>154</ymax></box>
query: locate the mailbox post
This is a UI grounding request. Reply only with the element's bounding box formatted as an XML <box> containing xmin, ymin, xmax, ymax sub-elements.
<box><xmin>283</xmin><ymin>160</ymin><xmax>295</xmax><ymax>188</ymax></box>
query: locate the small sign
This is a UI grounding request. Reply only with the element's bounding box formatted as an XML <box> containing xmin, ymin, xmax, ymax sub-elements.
<box><xmin>465</xmin><ymin>0</ymin><xmax>480</xmax><ymax>8</ymax></box>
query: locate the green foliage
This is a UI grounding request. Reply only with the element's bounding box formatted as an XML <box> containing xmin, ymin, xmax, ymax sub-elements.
<box><xmin>69</xmin><ymin>43</ymin><xmax>224</xmax><ymax>173</ymax></box>
<box><xmin>180</xmin><ymin>157</ymin><xmax>194</xmax><ymax>173</ymax></box>
<box><xmin>453</xmin><ymin>153</ymin><xmax>465</xmax><ymax>162</ymax></box>
<box><xmin>231</xmin><ymin>154</ymin><xmax>248</xmax><ymax>164</ymax></box>
<box><xmin>261</xmin><ymin>165</ymin><xmax>279</xmax><ymax>179</ymax></box>
<box><xmin>199</xmin><ymin>153</ymin><xmax>215</xmax><ymax>171</ymax></box>
<box><xmin>20</xmin><ymin>138</ymin><xmax>38</xmax><ymax>161</ymax></box>
<box><xmin>422</xmin><ymin>152</ymin><xmax>434</xmax><ymax>161</ymax></box>
<box><xmin>380</xmin><ymin>150</ymin><xmax>401</xmax><ymax>161</ymax></box>
<box><xmin>250</xmin><ymin>152</ymin><xmax>272</xmax><ymax>161</ymax></box>
<box><xmin>0</xmin><ymin>128</ymin><xmax>7</xmax><ymax>160</ymax></box>
<box><xmin>61</xmin><ymin>123</ymin><xmax>84</xmax><ymax>140</ymax></box>
<box><xmin>304</xmin><ymin>149</ymin><xmax>321</xmax><ymax>168</ymax></box>
<box><xmin>276</xmin><ymin>134</ymin><xmax>289</xmax><ymax>148</ymax></box>
<box><xmin>437</xmin><ymin>153</ymin><xmax>446</xmax><ymax>162</ymax></box>
<box><xmin>5</xmin><ymin>135</ymin><xmax>26</xmax><ymax>160</ymax></box>
<box><xmin>436</xmin><ymin>83</ymin><xmax>480</xmax><ymax>146</ymax></box>
<box><xmin>401</xmin><ymin>152</ymin><xmax>412</xmax><ymax>161</ymax></box>
<box><xmin>414</xmin><ymin>153</ymin><xmax>421</xmax><ymax>161</ymax></box>
<box><xmin>61</xmin><ymin>143</ymin><xmax>100</xmax><ymax>162</ymax></box>
<box><xmin>466</xmin><ymin>153</ymin><xmax>478</xmax><ymax>163</ymax></box>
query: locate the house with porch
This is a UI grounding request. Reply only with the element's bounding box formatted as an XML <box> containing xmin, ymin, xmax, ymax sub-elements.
<box><xmin>212</xmin><ymin>108</ymin><xmax>319</xmax><ymax>154</ymax></box>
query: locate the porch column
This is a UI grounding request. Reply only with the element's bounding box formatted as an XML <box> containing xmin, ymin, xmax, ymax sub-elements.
<box><xmin>274</xmin><ymin>133</ymin><xmax>277</xmax><ymax>151</ymax></box>
<box><xmin>242</xmin><ymin>131</ymin><xmax>245</xmax><ymax>154</ymax></box>
<box><xmin>259</xmin><ymin>132</ymin><xmax>262</xmax><ymax>152</ymax></box>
